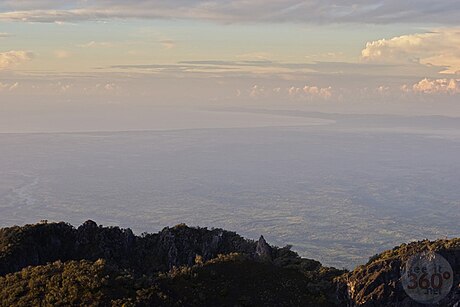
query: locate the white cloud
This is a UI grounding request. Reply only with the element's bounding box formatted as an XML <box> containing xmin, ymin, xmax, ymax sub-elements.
<box><xmin>249</xmin><ymin>85</ymin><xmax>266</xmax><ymax>98</ymax></box>
<box><xmin>288</xmin><ymin>85</ymin><xmax>333</xmax><ymax>100</ymax></box>
<box><xmin>376</xmin><ymin>85</ymin><xmax>390</xmax><ymax>95</ymax></box>
<box><xmin>248</xmin><ymin>84</ymin><xmax>333</xmax><ymax>101</ymax></box>
<box><xmin>0</xmin><ymin>50</ymin><xmax>33</xmax><ymax>69</ymax></box>
<box><xmin>362</xmin><ymin>28</ymin><xmax>460</xmax><ymax>74</ymax></box>
<box><xmin>411</xmin><ymin>78</ymin><xmax>460</xmax><ymax>94</ymax></box>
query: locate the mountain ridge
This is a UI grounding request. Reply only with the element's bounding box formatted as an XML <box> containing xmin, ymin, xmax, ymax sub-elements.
<box><xmin>0</xmin><ymin>221</ymin><xmax>458</xmax><ymax>306</ymax></box>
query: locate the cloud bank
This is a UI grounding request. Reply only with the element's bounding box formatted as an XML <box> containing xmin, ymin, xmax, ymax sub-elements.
<box><xmin>362</xmin><ymin>28</ymin><xmax>460</xmax><ymax>74</ymax></box>
<box><xmin>0</xmin><ymin>1</ymin><xmax>459</xmax><ymax>24</ymax></box>
<box><xmin>409</xmin><ymin>78</ymin><xmax>460</xmax><ymax>94</ymax></box>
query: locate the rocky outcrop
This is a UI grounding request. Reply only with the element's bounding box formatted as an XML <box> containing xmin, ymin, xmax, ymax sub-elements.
<box><xmin>0</xmin><ymin>221</ymin><xmax>289</xmax><ymax>276</ymax></box>
<box><xmin>0</xmin><ymin>221</ymin><xmax>345</xmax><ymax>306</ymax></box>
<box><xmin>0</xmin><ymin>222</ymin><xmax>76</xmax><ymax>275</ymax></box>
<box><xmin>336</xmin><ymin>239</ymin><xmax>460</xmax><ymax>306</ymax></box>
<box><xmin>256</xmin><ymin>235</ymin><xmax>272</xmax><ymax>261</ymax></box>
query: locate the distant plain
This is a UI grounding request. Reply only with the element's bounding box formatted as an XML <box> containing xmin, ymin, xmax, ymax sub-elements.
<box><xmin>1</xmin><ymin>109</ymin><xmax>459</xmax><ymax>268</ymax></box>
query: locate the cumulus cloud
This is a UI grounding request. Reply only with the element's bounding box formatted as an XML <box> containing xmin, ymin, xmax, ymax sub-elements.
<box><xmin>248</xmin><ymin>84</ymin><xmax>333</xmax><ymax>101</ymax></box>
<box><xmin>362</xmin><ymin>28</ymin><xmax>460</xmax><ymax>74</ymax></box>
<box><xmin>0</xmin><ymin>1</ymin><xmax>459</xmax><ymax>24</ymax></box>
<box><xmin>288</xmin><ymin>85</ymin><xmax>333</xmax><ymax>100</ymax></box>
<box><xmin>410</xmin><ymin>78</ymin><xmax>460</xmax><ymax>94</ymax></box>
<box><xmin>0</xmin><ymin>50</ymin><xmax>33</xmax><ymax>69</ymax></box>
<box><xmin>249</xmin><ymin>85</ymin><xmax>265</xmax><ymax>98</ymax></box>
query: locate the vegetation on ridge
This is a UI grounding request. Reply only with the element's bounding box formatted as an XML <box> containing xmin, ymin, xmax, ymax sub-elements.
<box><xmin>0</xmin><ymin>221</ymin><xmax>459</xmax><ymax>306</ymax></box>
<box><xmin>0</xmin><ymin>221</ymin><xmax>345</xmax><ymax>306</ymax></box>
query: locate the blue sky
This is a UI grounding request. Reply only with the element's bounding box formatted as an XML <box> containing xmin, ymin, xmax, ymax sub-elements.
<box><xmin>1</xmin><ymin>1</ymin><xmax>460</xmax><ymax>131</ymax></box>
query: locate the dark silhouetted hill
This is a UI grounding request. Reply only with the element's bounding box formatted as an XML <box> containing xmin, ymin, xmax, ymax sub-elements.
<box><xmin>0</xmin><ymin>221</ymin><xmax>343</xmax><ymax>306</ymax></box>
<box><xmin>0</xmin><ymin>221</ymin><xmax>459</xmax><ymax>306</ymax></box>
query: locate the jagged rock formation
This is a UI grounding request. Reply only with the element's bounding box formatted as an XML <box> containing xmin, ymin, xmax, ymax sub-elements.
<box><xmin>336</xmin><ymin>238</ymin><xmax>460</xmax><ymax>306</ymax></box>
<box><xmin>0</xmin><ymin>220</ymin><xmax>263</xmax><ymax>276</ymax></box>
<box><xmin>0</xmin><ymin>221</ymin><xmax>344</xmax><ymax>306</ymax></box>
<box><xmin>255</xmin><ymin>235</ymin><xmax>272</xmax><ymax>261</ymax></box>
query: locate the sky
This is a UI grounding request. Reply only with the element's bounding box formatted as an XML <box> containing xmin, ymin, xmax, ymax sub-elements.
<box><xmin>1</xmin><ymin>1</ymin><xmax>460</xmax><ymax>131</ymax></box>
